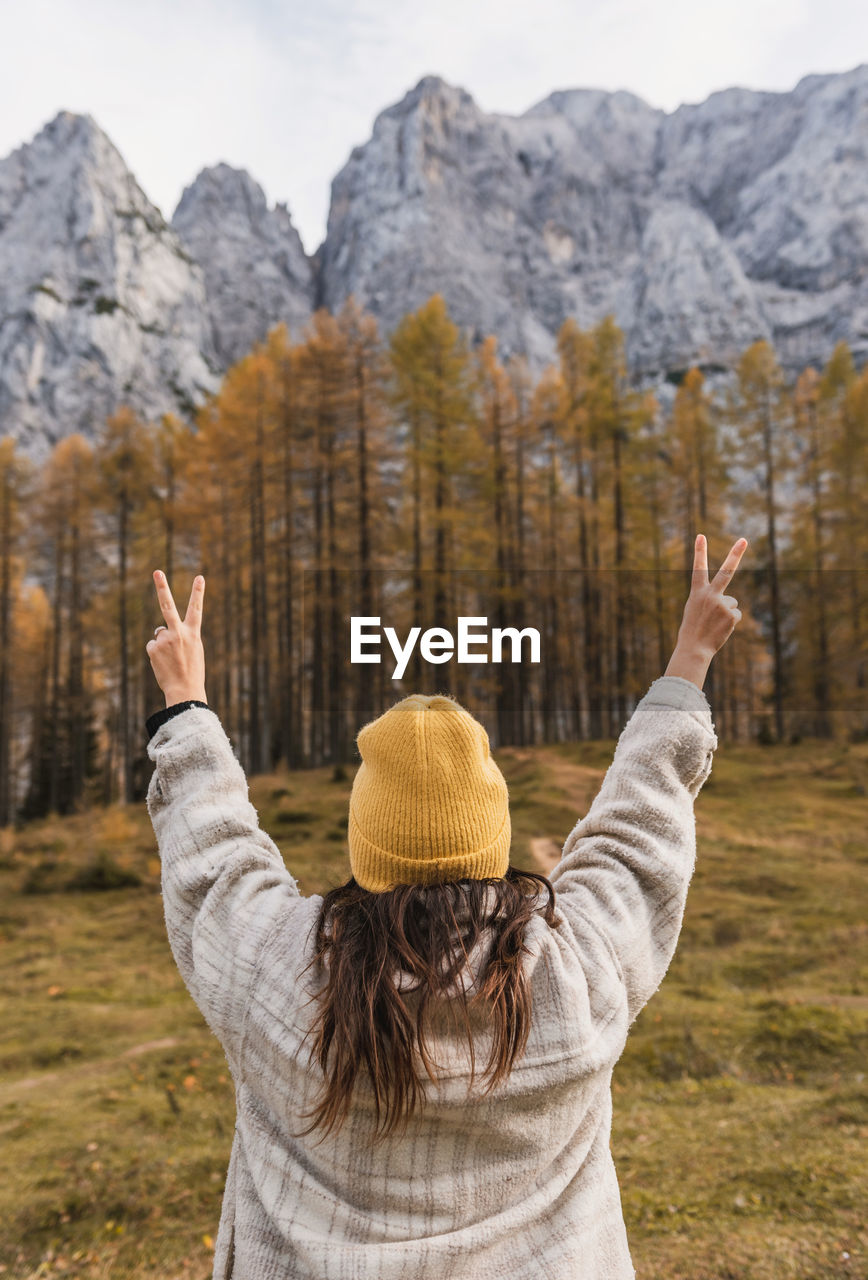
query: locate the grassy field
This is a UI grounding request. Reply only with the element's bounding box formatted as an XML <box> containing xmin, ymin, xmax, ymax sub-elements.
<box><xmin>1</xmin><ymin>735</ymin><xmax>867</xmax><ymax>1278</ymax></box>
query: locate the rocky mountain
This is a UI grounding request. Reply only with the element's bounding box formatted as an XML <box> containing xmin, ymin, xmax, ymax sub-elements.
<box><xmin>2</xmin><ymin>62</ymin><xmax>867</xmax><ymax>461</ymax></box>
<box><xmin>321</xmin><ymin>65</ymin><xmax>868</xmax><ymax>385</ymax></box>
<box><xmin>0</xmin><ymin>111</ymin><xmax>220</xmax><ymax>463</ymax></box>
<box><xmin>171</xmin><ymin>164</ymin><xmax>314</xmax><ymax>367</ymax></box>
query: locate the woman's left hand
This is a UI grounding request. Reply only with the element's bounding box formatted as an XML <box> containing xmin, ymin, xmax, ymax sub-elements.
<box><xmin>146</xmin><ymin>571</ymin><xmax>208</xmax><ymax>707</ymax></box>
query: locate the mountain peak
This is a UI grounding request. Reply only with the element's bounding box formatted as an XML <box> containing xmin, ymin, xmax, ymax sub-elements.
<box><xmin>413</xmin><ymin>73</ymin><xmax>452</xmax><ymax>94</ymax></box>
<box><xmin>173</xmin><ymin>163</ymin><xmax>269</xmax><ymax>222</ymax></box>
<box><xmin>171</xmin><ymin>160</ymin><xmax>314</xmax><ymax>367</ymax></box>
<box><xmin>378</xmin><ymin>73</ymin><xmax>477</xmax><ymax>124</ymax></box>
<box><xmin>0</xmin><ymin>106</ymin><xmax>217</xmax><ymax>460</ymax></box>
<box><xmin>32</xmin><ymin>108</ymin><xmax>114</xmax><ymax>156</ymax></box>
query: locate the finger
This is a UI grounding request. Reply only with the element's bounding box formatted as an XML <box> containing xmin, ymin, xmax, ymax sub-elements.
<box><xmin>691</xmin><ymin>533</ymin><xmax>709</xmax><ymax>591</ymax></box>
<box><xmin>710</xmin><ymin>538</ymin><xmax>748</xmax><ymax>593</ymax></box>
<box><xmin>153</xmin><ymin>570</ymin><xmax>183</xmax><ymax>632</ymax></box>
<box><xmin>721</xmin><ymin>595</ymin><xmax>739</xmax><ymax>608</ymax></box>
<box><xmin>184</xmin><ymin>576</ymin><xmax>205</xmax><ymax>634</ymax></box>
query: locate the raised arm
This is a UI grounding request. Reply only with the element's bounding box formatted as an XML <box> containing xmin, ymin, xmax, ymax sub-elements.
<box><xmin>548</xmin><ymin>533</ymin><xmax>747</xmax><ymax>1030</ymax></box>
<box><xmin>144</xmin><ymin>571</ymin><xmax>303</xmax><ymax>1071</ymax></box>
<box><xmin>146</xmin><ymin>704</ymin><xmax>303</xmax><ymax>1069</ymax></box>
<box><xmin>548</xmin><ymin>674</ymin><xmax>717</xmax><ymax>1028</ymax></box>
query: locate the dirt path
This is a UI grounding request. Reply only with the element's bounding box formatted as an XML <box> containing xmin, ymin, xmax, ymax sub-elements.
<box><xmin>530</xmin><ymin>836</ymin><xmax>563</xmax><ymax>873</ymax></box>
<box><xmin>520</xmin><ymin>745</ymin><xmax>605</xmax><ymax>876</ymax></box>
<box><xmin>0</xmin><ymin>1036</ymin><xmax>182</xmax><ymax>1103</ymax></box>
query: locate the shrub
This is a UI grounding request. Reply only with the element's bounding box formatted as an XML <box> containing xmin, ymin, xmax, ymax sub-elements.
<box><xmin>64</xmin><ymin>852</ymin><xmax>142</xmax><ymax>892</ymax></box>
<box><xmin>21</xmin><ymin>858</ymin><xmax>65</xmax><ymax>895</ymax></box>
<box><xmin>274</xmin><ymin>810</ymin><xmax>316</xmax><ymax>826</ymax></box>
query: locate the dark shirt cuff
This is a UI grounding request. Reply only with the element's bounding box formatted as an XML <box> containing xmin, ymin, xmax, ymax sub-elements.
<box><xmin>146</xmin><ymin>700</ymin><xmax>214</xmax><ymax>743</ymax></box>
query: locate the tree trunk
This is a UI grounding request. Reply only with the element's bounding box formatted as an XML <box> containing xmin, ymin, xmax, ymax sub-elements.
<box><xmin>69</xmin><ymin>496</ymin><xmax>86</xmax><ymax>810</ymax></box>
<box><xmin>354</xmin><ymin>351</ymin><xmax>375</xmax><ymax>733</ymax></box>
<box><xmin>807</xmin><ymin>398</ymin><xmax>831</xmax><ymax>736</ymax></box>
<box><xmin>0</xmin><ymin>462</ymin><xmax>13</xmax><ymax>825</ymax></box>
<box><xmin>762</xmin><ymin>388</ymin><xmax>785</xmax><ymax>742</ymax></box>
<box><xmin>48</xmin><ymin>532</ymin><xmax>65</xmax><ymax>813</ymax></box>
<box><xmin>118</xmin><ymin>485</ymin><xmax>133</xmax><ymax>803</ymax></box>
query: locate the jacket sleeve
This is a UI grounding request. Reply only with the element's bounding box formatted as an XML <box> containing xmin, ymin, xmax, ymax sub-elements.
<box><xmin>547</xmin><ymin>674</ymin><xmax>717</xmax><ymax>1030</ymax></box>
<box><xmin>145</xmin><ymin>704</ymin><xmax>302</xmax><ymax>1070</ymax></box>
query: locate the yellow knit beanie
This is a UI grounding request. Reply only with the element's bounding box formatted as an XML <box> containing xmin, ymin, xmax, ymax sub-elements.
<box><xmin>348</xmin><ymin>693</ymin><xmax>511</xmax><ymax>893</ymax></box>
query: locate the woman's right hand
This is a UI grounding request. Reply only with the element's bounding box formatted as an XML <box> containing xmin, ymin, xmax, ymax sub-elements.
<box><xmin>677</xmin><ymin>533</ymin><xmax>748</xmax><ymax>658</ymax></box>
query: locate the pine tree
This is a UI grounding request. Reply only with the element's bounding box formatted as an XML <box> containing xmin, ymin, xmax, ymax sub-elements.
<box><xmin>586</xmin><ymin>315</ymin><xmax>640</xmax><ymax>732</ymax></box>
<box><xmin>627</xmin><ymin>389</ymin><xmax>678</xmax><ymax>693</ymax></box>
<box><xmin>557</xmin><ymin>317</ymin><xmax>596</xmax><ymax>738</ymax></box>
<box><xmin>729</xmin><ymin>341</ymin><xmax>794</xmax><ymax>743</ymax></box>
<box><xmin>0</xmin><ymin>437</ymin><xmax>35</xmax><ymax>824</ymax></box>
<box><xmin>32</xmin><ymin>435</ymin><xmax>102</xmax><ymax>812</ymax></box>
<box><xmin>262</xmin><ymin>324</ymin><xmax>305</xmax><ymax>768</ymax></box>
<box><xmin>336</xmin><ymin>296</ymin><xmax>395</xmax><ymax>733</ymax></box>
<box><xmin>789</xmin><ymin>366</ymin><xmax>834</xmax><ymax>735</ymax></box>
<box><xmin>669</xmin><ymin>366</ymin><xmax>731</xmax><ymax>726</ymax></box>
<box><xmin>505</xmin><ymin>352</ymin><xmax>535</xmax><ymax>745</ymax></box>
<box><xmin>95</xmin><ymin>406</ymin><xmax>156</xmax><ymax>802</ymax></box>
<box><xmin>153</xmin><ymin>412</ymin><xmax>197</xmax><ymax>583</ymax></box>
<box><xmin>821</xmin><ymin>344</ymin><xmax>868</xmax><ymax>731</ymax></box>
<box><xmin>18</xmin><ymin>584</ymin><xmax>53</xmax><ymax>822</ymax></box>
<box><xmin>298</xmin><ymin>309</ymin><xmax>353</xmax><ymax>764</ymax></box>
<box><xmin>471</xmin><ymin>335</ymin><xmax>526</xmax><ymax>742</ymax></box>
<box><xmin>532</xmin><ymin>364</ymin><xmax>565</xmax><ymax>741</ymax></box>
<box><xmin>388</xmin><ymin>295</ymin><xmax>476</xmax><ymax>692</ymax></box>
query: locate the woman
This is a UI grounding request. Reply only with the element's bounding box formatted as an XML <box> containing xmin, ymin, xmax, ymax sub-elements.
<box><xmin>145</xmin><ymin>532</ymin><xmax>747</xmax><ymax>1280</ymax></box>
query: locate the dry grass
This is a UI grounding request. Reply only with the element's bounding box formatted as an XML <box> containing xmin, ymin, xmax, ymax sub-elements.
<box><xmin>0</xmin><ymin>737</ymin><xmax>866</xmax><ymax>1277</ymax></box>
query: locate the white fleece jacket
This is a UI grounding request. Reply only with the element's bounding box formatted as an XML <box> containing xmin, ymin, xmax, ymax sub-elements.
<box><xmin>145</xmin><ymin>674</ymin><xmax>718</xmax><ymax>1280</ymax></box>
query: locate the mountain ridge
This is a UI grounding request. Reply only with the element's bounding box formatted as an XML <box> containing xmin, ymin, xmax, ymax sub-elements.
<box><xmin>3</xmin><ymin>62</ymin><xmax>868</xmax><ymax>461</ymax></box>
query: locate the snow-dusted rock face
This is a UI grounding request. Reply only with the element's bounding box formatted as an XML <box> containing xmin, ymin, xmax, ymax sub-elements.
<box><xmin>320</xmin><ymin>65</ymin><xmax>868</xmax><ymax>382</ymax></box>
<box><xmin>0</xmin><ymin>111</ymin><xmax>220</xmax><ymax>464</ymax></box>
<box><xmin>171</xmin><ymin>164</ymin><xmax>315</xmax><ymax>367</ymax></box>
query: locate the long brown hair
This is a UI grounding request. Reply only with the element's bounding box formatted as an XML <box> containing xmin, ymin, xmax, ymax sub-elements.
<box><xmin>294</xmin><ymin>865</ymin><xmax>557</xmax><ymax>1146</ymax></box>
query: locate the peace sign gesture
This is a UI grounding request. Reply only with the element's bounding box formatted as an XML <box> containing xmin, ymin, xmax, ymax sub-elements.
<box><xmin>677</xmin><ymin>534</ymin><xmax>748</xmax><ymax>660</ymax></box>
<box><xmin>146</xmin><ymin>571</ymin><xmax>208</xmax><ymax>707</ymax></box>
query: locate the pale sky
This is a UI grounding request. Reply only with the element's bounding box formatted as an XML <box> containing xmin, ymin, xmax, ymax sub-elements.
<box><xmin>0</xmin><ymin>0</ymin><xmax>866</xmax><ymax>255</ymax></box>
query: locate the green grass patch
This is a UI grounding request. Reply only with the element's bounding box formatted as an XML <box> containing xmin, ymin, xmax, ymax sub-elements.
<box><xmin>0</xmin><ymin>739</ymin><xmax>866</xmax><ymax>1277</ymax></box>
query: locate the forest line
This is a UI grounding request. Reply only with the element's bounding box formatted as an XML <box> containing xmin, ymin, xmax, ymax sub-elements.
<box><xmin>1</xmin><ymin>292</ymin><xmax>867</xmax><ymax>821</ymax></box>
